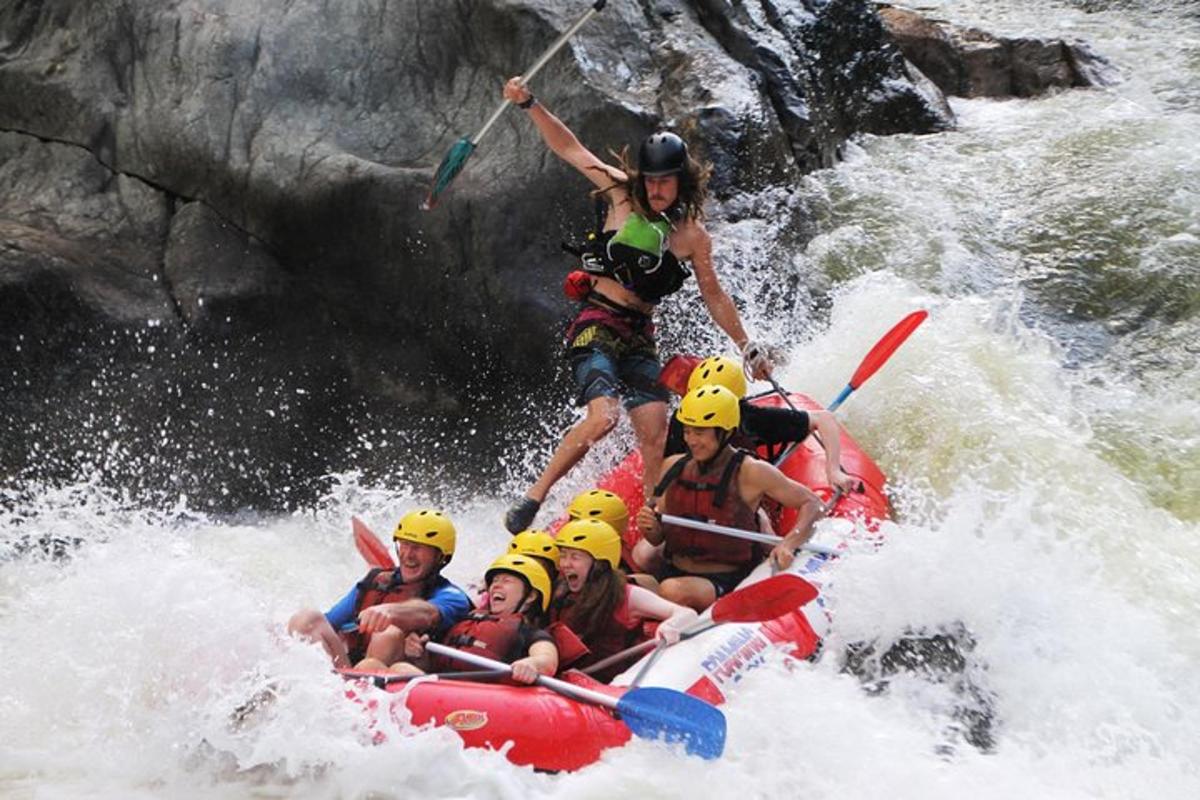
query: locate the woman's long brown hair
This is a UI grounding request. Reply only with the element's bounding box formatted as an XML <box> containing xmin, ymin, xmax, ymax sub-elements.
<box><xmin>553</xmin><ymin>562</ymin><xmax>627</xmax><ymax>643</ymax></box>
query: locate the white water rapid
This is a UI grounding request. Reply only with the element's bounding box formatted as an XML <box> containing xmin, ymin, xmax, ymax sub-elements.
<box><xmin>3</xmin><ymin>0</ymin><xmax>1199</xmax><ymax>797</ymax></box>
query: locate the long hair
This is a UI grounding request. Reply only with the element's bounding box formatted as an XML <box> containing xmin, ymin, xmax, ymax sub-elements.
<box><xmin>553</xmin><ymin>562</ymin><xmax>627</xmax><ymax>643</ymax></box>
<box><xmin>590</xmin><ymin>144</ymin><xmax>712</xmax><ymax>223</ymax></box>
<box><xmin>518</xmin><ymin>584</ymin><xmax>550</xmax><ymax>627</ymax></box>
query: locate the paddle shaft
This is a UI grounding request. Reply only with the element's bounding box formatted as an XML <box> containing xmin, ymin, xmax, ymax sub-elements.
<box><xmin>628</xmin><ymin>563</ymin><xmax>816</xmax><ymax>690</ymax></box>
<box><xmin>583</xmin><ymin>619</ymin><xmax>717</xmax><ymax>676</ymax></box>
<box><xmin>341</xmin><ymin>668</ymin><xmax>510</xmax><ymax>685</ymax></box>
<box><xmin>424</xmin><ymin>642</ymin><xmax>620</xmax><ymax>709</ymax></box>
<box><xmin>472</xmin><ymin>1</ymin><xmax>606</xmax><ymax>144</ymax></box>
<box><xmin>659</xmin><ymin>513</ymin><xmax>837</xmax><ymax>555</ymax></box>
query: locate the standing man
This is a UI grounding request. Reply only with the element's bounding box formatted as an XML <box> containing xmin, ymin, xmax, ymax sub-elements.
<box><xmin>500</xmin><ymin>76</ymin><xmax>772</xmax><ymax>533</ymax></box>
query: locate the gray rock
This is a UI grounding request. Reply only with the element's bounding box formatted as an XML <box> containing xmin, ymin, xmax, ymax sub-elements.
<box><xmin>877</xmin><ymin>4</ymin><xmax>1119</xmax><ymax>99</ymax></box>
<box><xmin>162</xmin><ymin>202</ymin><xmax>288</xmax><ymax>331</ymax></box>
<box><xmin>0</xmin><ymin>0</ymin><xmax>956</xmax><ymax>507</ymax></box>
<box><xmin>0</xmin><ymin>132</ymin><xmax>174</xmax><ymax>325</ymax></box>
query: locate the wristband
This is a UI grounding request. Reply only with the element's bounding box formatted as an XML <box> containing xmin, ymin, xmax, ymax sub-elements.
<box><xmin>517</xmin><ymin>94</ymin><xmax>537</xmax><ymax>110</ymax></box>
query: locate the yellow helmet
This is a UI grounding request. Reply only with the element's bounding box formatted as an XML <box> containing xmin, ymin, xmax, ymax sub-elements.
<box><xmin>676</xmin><ymin>384</ymin><xmax>741</xmax><ymax>430</ymax></box>
<box><xmin>508</xmin><ymin>529</ymin><xmax>560</xmax><ymax>562</ymax></box>
<box><xmin>567</xmin><ymin>489</ymin><xmax>629</xmax><ymax>536</ymax></box>
<box><xmin>687</xmin><ymin>355</ymin><xmax>747</xmax><ymax>398</ymax></box>
<box><xmin>393</xmin><ymin>508</ymin><xmax>456</xmax><ymax>560</ymax></box>
<box><xmin>555</xmin><ymin>518</ymin><xmax>622</xmax><ymax>569</ymax></box>
<box><xmin>485</xmin><ymin>553</ymin><xmax>553</xmax><ymax>612</ymax></box>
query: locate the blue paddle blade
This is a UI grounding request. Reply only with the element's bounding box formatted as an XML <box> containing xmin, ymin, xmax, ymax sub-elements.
<box><xmin>423</xmin><ymin>137</ymin><xmax>476</xmax><ymax>209</ymax></box>
<box><xmin>616</xmin><ymin>687</ymin><xmax>726</xmax><ymax>759</ymax></box>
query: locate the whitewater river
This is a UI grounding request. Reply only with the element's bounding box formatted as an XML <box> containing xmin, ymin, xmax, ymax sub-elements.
<box><xmin>2</xmin><ymin>0</ymin><xmax>1198</xmax><ymax>797</ymax></box>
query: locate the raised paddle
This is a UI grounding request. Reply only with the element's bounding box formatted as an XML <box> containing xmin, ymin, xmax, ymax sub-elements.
<box><xmin>768</xmin><ymin>309</ymin><xmax>928</xmax><ymax>467</ymax></box>
<box><xmin>583</xmin><ymin>573</ymin><xmax>819</xmax><ymax>676</ymax></box>
<box><xmin>353</xmin><ymin>516</ymin><xmax>395</xmax><ymax>569</ymax></box>
<box><xmin>424</xmin><ymin>642</ymin><xmax>726</xmax><ymax>759</ymax></box>
<box><xmin>422</xmin><ymin>0</ymin><xmax>608</xmax><ymax>210</ymax></box>
<box><xmin>828</xmin><ymin>309</ymin><xmax>928</xmax><ymax>412</ymax></box>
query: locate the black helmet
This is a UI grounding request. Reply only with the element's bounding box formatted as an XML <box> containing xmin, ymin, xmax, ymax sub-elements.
<box><xmin>638</xmin><ymin>131</ymin><xmax>688</xmax><ymax>176</ymax></box>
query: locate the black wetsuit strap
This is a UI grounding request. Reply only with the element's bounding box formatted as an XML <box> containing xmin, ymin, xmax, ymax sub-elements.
<box><xmin>653</xmin><ymin>454</ymin><xmax>692</xmax><ymax>498</ymax></box>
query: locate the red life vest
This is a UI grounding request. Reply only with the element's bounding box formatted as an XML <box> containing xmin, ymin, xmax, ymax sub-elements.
<box><xmin>551</xmin><ymin>584</ymin><xmax>643</xmax><ymax>682</ymax></box>
<box><xmin>430</xmin><ymin>611</ymin><xmax>528</xmax><ymax>671</ymax></box>
<box><xmin>658</xmin><ymin>447</ymin><xmax>759</xmax><ymax>568</ymax></box>
<box><xmin>343</xmin><ymin>568</ymin><xmax>429</xmax><ymax>659</ymax></box>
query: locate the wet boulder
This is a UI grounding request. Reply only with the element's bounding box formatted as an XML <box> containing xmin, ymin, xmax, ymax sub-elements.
<box><xmin>878</xmin><ymin>4</ymin><xmax>1119</xmax><ymax>98</ymax></box>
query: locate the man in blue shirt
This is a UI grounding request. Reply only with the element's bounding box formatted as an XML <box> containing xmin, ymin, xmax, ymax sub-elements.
<box><xmin>287</xmin><ymin>509</ymin><xmax>472</xmax><ymax>669</ymax></box>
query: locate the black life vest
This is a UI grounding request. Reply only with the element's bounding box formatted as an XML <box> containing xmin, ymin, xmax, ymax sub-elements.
<box><xmin>656</xmin><ymin>447</ymin><xmax>760</xmax><ymax>568</ymax></box>
<box><xmin>564</xmin><ymin>205</ymin><xmax>691</xmax><ymax>305</ymax></box>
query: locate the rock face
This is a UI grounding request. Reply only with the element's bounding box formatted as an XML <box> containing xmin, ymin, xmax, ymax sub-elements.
<box><xmin>1</xmin><ymin>0</ymin><xmax>955</xmax><ymax>507</ymax></box>
<box><xmin>878</xmin><ymin>4</ymin><xmax>1118</xmax><ymax>99</ymax></box>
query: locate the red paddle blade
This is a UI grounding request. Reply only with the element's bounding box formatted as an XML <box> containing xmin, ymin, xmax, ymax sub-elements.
<box><xmin>659</xmin><ymin>354</ymin><xmax>703</xmax><ymax>397</ymax></box>
<box><xmin>352</xmin><ymin>516</ymin><xmax>394</xmax><ymax>569</ymax></box>
<box><xmin>710</xmin><ymin>574</ymin><xmax>819</xmax><ymax>623</ymax></box>
<box><xmin>848</xmin><ymin>310</ymin><xmax>928</xmax><ymax>390</ymax></box>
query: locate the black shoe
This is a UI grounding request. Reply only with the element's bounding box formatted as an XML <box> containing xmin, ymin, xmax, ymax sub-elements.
<box><xmin>504</xmin><ymin>496</ymin><xmax>541</xmax><ymax>534</ymax></box>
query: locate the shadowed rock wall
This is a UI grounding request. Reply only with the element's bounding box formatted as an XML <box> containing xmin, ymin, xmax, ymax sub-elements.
<box><xmin>0</xmin><ymin>0</ymin><xmax>958</xmax><ymax>507</ymax></box>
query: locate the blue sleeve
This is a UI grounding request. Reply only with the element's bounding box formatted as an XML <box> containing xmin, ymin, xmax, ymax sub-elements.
<box><xmin>427</xmin><ymin>581</ymin><xmax>473</xmax><ymax>636</ymax></box>
<box><xmin>324</xmin><ymin>586</ymin><xmax>360</xmax><ymax>631</ymax></box>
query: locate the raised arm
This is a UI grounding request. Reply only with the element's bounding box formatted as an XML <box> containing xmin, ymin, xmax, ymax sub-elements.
<box><xmin>503</xmin><ymin>77</ymin><xmax>626</xmax><ymax>190</ymax></box>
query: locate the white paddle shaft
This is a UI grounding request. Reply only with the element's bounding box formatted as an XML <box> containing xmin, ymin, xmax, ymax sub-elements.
<box><xmin>659</xmin><ymin>514</ymin><xmax>837</xmax><ymax>556</ymax></box>
<box><xmin>424</xmin><ymin>642</ymin><xmax>618</xmax><ymax>708</ymax></box>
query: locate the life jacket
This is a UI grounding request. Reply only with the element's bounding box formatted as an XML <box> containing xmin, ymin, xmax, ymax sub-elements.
<box><xmin>429</xmin><ymin>610</ymin><xmax>528</xmax><ymax>671</ymax></box>
<box><xmin>565</xmin><ymin>207</ymin><xmax>691</xmax><ymax>305</ymax></box>
<box><xmin>657</xmin><ymin>447</ymin><xmax>759</xmax><ymax>568</ymax></box>
<box><xmin>343</xmin><ymin>567</ymin><xmax>430</xmax><ymax>659</ymax></box>
<box><xmin>550</xmin><ymin>584</ymin><xmax>643</xmax><ymax>682</ymax></box>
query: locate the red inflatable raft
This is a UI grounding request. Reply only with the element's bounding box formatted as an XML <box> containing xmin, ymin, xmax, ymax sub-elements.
<box><xmin>344</xmin><ymin>388</ymin><xmax>891</xmax><ymax>771</ymax></box>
